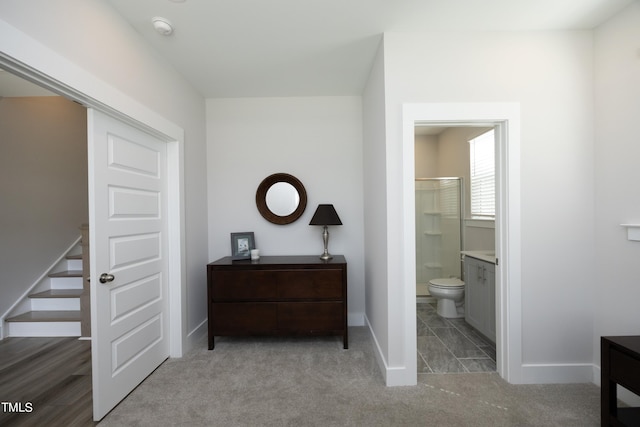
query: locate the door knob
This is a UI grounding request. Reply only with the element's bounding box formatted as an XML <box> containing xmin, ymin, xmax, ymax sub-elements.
<box><xmin>99</xmin><ymin>273</ymin><xmax>115</xmax><ymax>284</ymax></box>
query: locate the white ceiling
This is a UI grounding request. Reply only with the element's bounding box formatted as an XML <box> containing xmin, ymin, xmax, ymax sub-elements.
<box><xmin>105</xmin><ymin>0</ymin><xmax>633</xmax><ymax>98</ymax></box>
<box><xmin>0</xmin><ymin>0</ymin><xmax>633</xmax><ymax>99</ymax></box>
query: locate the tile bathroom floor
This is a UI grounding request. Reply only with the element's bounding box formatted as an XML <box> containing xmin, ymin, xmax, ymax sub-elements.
<box><xmin>417</xmin><ymin>302</ymin><xmax>496</xmax><ymax>374</ymax></box>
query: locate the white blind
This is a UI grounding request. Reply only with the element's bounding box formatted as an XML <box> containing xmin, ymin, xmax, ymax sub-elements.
<box><xmin>469</xmin><ymin>130</ymin><xmax>495</xmax><ymax>218</ymax></box>
<box><xmin>439</xmin><ymin>179</ymin><xmax>460</xmax><ymax>218</ymax></box>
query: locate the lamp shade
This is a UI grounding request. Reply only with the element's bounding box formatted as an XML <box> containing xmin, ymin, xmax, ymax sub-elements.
<box><xmin>309</xmin><ymin>204</ymin><xmax>342</xmax><ymax>226</ymax></box>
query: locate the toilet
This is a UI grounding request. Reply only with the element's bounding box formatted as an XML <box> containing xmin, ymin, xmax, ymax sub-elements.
<box><xmin>428</xmin><ymin>278</ymin><xmax>465</xmax><ymax>318</ymax></box>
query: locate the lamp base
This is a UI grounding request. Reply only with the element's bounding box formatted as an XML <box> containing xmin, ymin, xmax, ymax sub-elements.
<box><xmin>319</xmin><ymin>225</ymin><xmax>333</xmax><ymax>260</ymax></box>
<box><xmin>319</xmin><ymin>252</ymin><xmax>333</xmax><ymax>260</ymax></box>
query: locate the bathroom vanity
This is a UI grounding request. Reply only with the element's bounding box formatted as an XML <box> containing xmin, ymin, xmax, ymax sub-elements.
<box><xmin>207</xmin><ymin>255</ymin><xmax>348</xmax><ymax>350</ymax></box>
<box><xmin>462</xmin><ymin>251</ymin><xmax>496</xmax><ymax>343</ymax></box>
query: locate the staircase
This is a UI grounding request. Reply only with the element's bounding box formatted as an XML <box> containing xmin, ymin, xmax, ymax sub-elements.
<box><xmin>4</xmin><ymin>241</ymin><xmax>86</xmax><ymax>338</ymax></box>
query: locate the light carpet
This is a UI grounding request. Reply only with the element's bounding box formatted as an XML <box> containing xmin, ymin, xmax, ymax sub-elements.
<box><xmin>99</xmin><ymin>327</ymin><xmax>600</xmax><ymax>426</ymax></box>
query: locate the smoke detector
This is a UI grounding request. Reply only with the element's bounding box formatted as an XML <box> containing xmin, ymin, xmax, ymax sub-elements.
<box><xmin>152</xmin><ymin>17</ymin><xmax>174</xmax><ymax>36</ymax></box>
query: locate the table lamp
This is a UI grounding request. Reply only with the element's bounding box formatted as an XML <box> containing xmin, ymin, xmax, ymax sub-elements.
<box><xmin>309</xmin><ymin>204</ymin><xmax>342</xmax><ymax>260</ymax></box>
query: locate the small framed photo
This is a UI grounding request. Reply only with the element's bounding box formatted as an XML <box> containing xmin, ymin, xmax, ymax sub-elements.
<box><xmin>230</xmin><ymin>232</ymin><xmax>255</xmax><ymax>260</ymax></box>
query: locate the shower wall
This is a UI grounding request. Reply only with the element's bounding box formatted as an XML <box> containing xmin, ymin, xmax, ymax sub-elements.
<box><xmin>415</xmin><ymin>178</ymin><xmax>462</xmax><ymax>287</ymax></box>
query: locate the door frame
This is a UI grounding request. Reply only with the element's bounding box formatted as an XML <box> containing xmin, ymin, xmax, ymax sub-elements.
<box><xmin>0</xmin><ymin>32</ymin><xmax>186</xmax><ymax>358</ymax></box>
<box><xmin>402</xmin><ymin>103</ymin><xmax>522</xmax><ymax>383</ymax></box>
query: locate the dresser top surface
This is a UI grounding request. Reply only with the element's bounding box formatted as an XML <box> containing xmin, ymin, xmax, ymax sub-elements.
<box><xmin>208</xmin><ymin>255</ymin><xmax>346</xmax><ymax>268</ymax></box>
<box><xmin>602</xmin><ymin>336</ymin><xmax>640</xmax><ymax>357</ymax></box>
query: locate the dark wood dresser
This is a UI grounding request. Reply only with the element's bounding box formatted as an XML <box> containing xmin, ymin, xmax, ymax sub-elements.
<box><xmin>601</xmin><ymin>336</ymin><xmax>640</xmax><ymax>426</ymax></box>
<box><xmin>207</xmin><ymin>255</ymin><xmax>347</xmax><ymax>350</ymax></box>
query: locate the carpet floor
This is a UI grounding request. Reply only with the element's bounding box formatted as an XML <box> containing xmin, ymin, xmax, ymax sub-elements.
<box><xmin>99</xmin><ymin>327</ymin><xmax>600</xmax><ymax>426</ymax></box>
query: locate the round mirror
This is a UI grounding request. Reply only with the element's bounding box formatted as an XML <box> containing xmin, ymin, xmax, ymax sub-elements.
<box><xmin>256</xmin><ymin>173</ymin><xmax>307</xmax><ymax>225</ymax></box>
<box><xmin>266</xmin><ymin>182</ymin><xmax>300</xmax><ymax>216</ymax></box>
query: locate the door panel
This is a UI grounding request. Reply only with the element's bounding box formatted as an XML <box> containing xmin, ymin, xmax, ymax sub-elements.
<box><xmin>88</xmin><ymin>109</ymin><xmax>169</xmax><ymax>421</ymax></box>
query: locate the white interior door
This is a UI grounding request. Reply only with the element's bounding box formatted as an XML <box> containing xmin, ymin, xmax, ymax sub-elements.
<box><xmin>88</xmin><ymin>109</ymin><xmax>169</xmax><ymax>421</ymax></box>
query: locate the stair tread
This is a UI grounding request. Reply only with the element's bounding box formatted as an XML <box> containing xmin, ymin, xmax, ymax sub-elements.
<box><xmin>29</xmin><ymin>289</ymin><xmax>84</xmax><ymax>298</ymax></box>
<box><xmin>48</xmin><ymin>270</ymin><xmax>83</xmax><ymax>278</ymax></box>
<box><xmin>66</xmin><ymin>254</ymin><xmax>82</xmax><ymax>260</ymax></box>
<box><xmin>6</xmin><ymin>311</ymin><xmax>81</xmax><ymax>322</ymax></box>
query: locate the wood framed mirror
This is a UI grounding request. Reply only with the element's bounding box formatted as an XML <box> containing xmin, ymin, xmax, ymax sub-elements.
<box><xmin>256</xmin><ymin>173</ymin><xmax>307</xmax><ymax>225</ymax></box>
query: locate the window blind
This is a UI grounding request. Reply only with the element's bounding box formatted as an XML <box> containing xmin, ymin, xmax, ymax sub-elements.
<box><xmin>439</xmin><ymin>179</ymin><xmax>459</xmax><ymax>218</ymax></box>
<box><xmin>469</xmin><ymin>130</ymin><xmax>495</xmax><ymax>218</ymax></box>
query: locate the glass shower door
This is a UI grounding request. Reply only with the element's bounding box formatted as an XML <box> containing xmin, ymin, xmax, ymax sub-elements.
<box><xmin>415</xmin><ymin>178</ymin><xmax>462</xmax><ymax>296</ymax></box>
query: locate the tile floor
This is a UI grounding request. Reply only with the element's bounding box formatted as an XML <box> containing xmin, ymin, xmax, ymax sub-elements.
<box><xmin>417</xmin><ymin>302</ymin><xmax>496</xmax><ymax>374</ymax></box>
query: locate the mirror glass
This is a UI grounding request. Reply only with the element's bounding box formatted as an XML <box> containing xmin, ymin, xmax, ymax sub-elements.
<box><xmin>266</xmin><ymin>182</ymin><xmax>300</xmax><ymax>216</ymax></box>
<box><xmin>256</xmin><ymin>173</ymin><xmax>307</xmax><ymax>225</ymax></box>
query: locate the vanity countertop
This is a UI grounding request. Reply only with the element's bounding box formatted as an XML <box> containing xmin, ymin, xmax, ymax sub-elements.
<box><xmin>461</xmin><ymin>250</ymin><xmax>496</xmax><ymax>264</ymax></box>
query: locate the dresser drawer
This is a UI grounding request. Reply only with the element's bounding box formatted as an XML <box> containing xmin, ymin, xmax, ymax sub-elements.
<box><xmin>211</xmin><ymin>270</ymin><xmax>278</xmax><ymax>301</ymax></box>
<box><xmin>277</xmin><ymin>270</ymin><xmax>343</xmax><ymax>299</ymax></box>
<box><xmin>277</xmin><ymin>302</ymin><xmax>344</xmax><ymax>331</ymax></box>
<box><xmin>211</xmin><ymin>303</ymin><xmax>277</xmax><ymax>333</ymax></box>
<box><xmin>207</xmin><ymin>255</ymin><xmax>348</xmax><ymax>350</ymax></box>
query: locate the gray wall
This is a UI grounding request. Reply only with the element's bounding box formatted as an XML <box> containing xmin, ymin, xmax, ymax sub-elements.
<box><xmin>0</xmin><ymin>96</ymin><xmax>88</xmax><ymax>319</ymax></box>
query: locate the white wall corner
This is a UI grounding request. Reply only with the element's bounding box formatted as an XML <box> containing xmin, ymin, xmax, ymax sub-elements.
<box><xmin>365</xmin><ymin>314</ymin><xmax>417</xmax><ymax>387</ymax></box>
<box><xmin>185</xmin><ymin>318</ymin><xmax>208</xmax><ymax>354</ymax></box>
<box><xmin>366</xmin><ymin>315</ymin><xmax>390</xmax><ymax>384</ymax></box>
<box><xmin>348</xmin><ymin>312</ymin><xmax>366</xmax><ymax>327</ymax></box>
<box><xmin>593</xmin><ymin>364</ymin><xmax>601</xmax><ymax>386</ymax></box>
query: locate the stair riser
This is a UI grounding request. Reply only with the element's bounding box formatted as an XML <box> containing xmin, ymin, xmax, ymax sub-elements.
<box><xmin>50</xmin><ymin>277</ymin><xmax>83</xmax><ymax>290</ymax></box>
<box><xmin>7</xmin><ymin>322</ymin><xmax>81</xmax><ymax>337</ymax></box>
<box><xmin>31</xmin><ymin>298</ymin><xmax>80</xmax><ymax>311</ymax></box>
<box><xmin>66</xmin><ymin>259</ymin><xmax>83</xmax><ymax>270</ymax></box>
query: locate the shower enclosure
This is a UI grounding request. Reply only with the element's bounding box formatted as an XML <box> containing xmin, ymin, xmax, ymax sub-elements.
<box><xmin>415</xmin><ymin>178</ymin><xmax>463</xmax><ymax>297</ymax></box>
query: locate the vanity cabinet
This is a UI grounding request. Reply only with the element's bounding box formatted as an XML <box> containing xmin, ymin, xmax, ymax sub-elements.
<box><xmin>207</xmin><ymin>255</ymin><xmax>347</xmax><ymax>350</ymax></box>
<box><xmin>464</xmin><ymin>256</ymin><xmax>496</xmax><ymax>343</ymax></box>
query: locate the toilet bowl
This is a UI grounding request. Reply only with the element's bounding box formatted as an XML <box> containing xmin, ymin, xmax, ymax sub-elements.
<box><xmin>428</xmin><ymin>278</ymin><xmax>465</xmax><ymax>318</ymax></box>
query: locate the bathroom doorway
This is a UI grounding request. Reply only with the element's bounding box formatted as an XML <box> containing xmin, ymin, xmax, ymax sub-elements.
<box><xmin>402</xmin><ymin>102</ymin><xmax>522</xmax><ymax>384</ymax></box>
<box><xmin>414</xmin><ymin>126</ymin><xmax>497</xmax><ymax>374</ymax></box>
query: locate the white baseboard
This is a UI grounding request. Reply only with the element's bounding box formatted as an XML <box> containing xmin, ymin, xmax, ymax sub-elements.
<box><xmin>520</xmin><ymin>362</ymin><xmax>594</xmax><ymax>384</ymax></box>
<box><xmin>8</xmin><ymin>321</ymin><xmax>81</xmax><ymax>337</ymax></box>
<box><xmin>365</xmin><ymin>315</ymin><xmax>388</xmax><ymax>383</ymax></box>
<box><xmin>593</xmin><ymin>364</ymin><xmax>601</xmax><ymax>386</ymax></box>
<box><xmin>185</xmin><ymin>318</ymin><xmax>208</xmax><ymax>354</ymax></box>
<box><xmin>364</xmin><ymin>314</ymin><xmax>415</xmax><ymax>387</ymax></box>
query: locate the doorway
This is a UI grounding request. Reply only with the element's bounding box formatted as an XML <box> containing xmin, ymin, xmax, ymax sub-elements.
<box><xmin>0</xmin><ymin>54</ymin><xmax>185</xmax><ymax>420</ymax></box>
<box><xmin>414</xmin><ymin>126</ymin><xmax>497</xmax><ymax>374</ymax></box>
<box><xmin>402</xmin><ymin>103</ymin><xmax>522</xmax><ymax>384</ymax></box>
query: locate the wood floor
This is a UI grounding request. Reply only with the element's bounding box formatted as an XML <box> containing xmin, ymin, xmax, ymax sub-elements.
<box><xmin>0</xmin><ymin>337</ymin><xmax>95</xmax><ymax>426</ymax></box>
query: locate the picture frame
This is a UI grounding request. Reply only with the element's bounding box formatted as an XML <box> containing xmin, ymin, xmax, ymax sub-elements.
<box><xmin>230</xmin><ymin>232</ymin><xmax>255</xmax><ymax>260</ymax></box>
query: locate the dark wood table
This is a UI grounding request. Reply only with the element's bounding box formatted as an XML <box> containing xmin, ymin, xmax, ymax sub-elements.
<box><xmin>601</xmin><ymin>336</ymin><xmax>640</xmax><ymax>426</ymax></box>
<box><xmin>207</xmin><ymin>255</ymin><xmax>348</xmax><ymax>350</ymax></box>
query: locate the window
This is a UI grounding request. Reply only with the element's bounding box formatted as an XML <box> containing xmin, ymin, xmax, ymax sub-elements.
<box><xmin>469</xmin><ymin>129</ymin><xmax>495</xmax><ymax>218</ymax></box>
